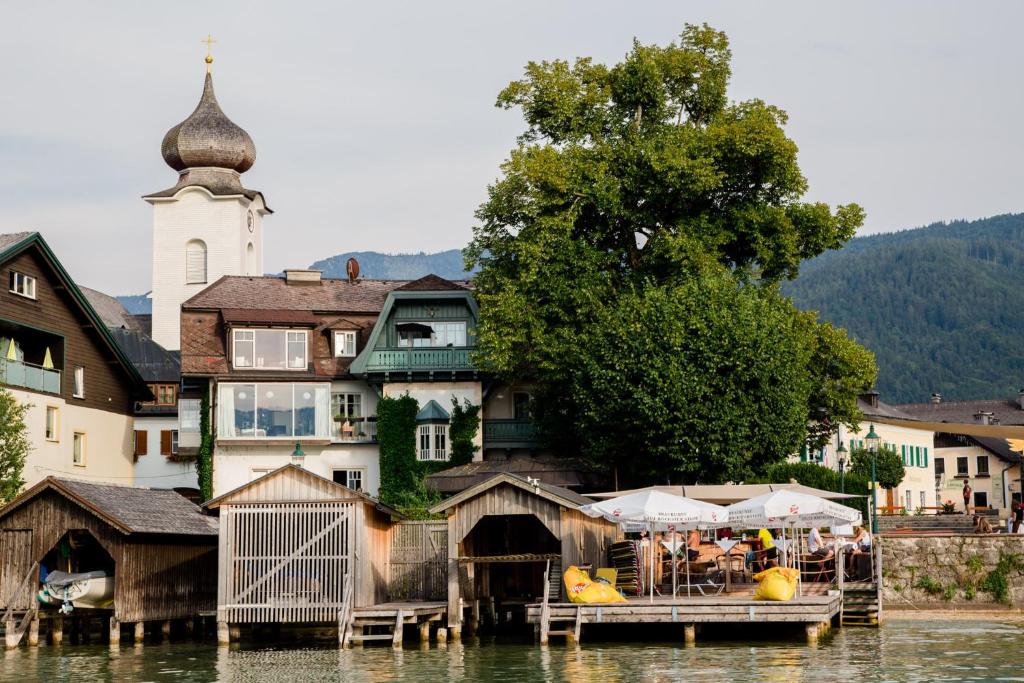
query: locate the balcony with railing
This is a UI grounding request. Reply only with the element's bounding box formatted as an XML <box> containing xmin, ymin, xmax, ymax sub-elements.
<box><xmin>483</xmin><ymin>418</ymin><xmax>538</xmax><ymax>449</ymax></box>
<box><xmin>332</xmin><ymin>416</ymin><xmax>378</xmax><ymax>443</ymax></box>
<box><xmin>0</xmin><ymin>358</ymin><xmax>61</xmax><ymax>394</ymax></box>
<box><xmin>360</xmin><ymin>347</ymin><xmax>476</xmax><ymax>374</ymax></box>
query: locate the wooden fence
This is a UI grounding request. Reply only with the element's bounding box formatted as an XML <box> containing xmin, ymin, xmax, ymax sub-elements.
<box><xmin>218</xmin><ymin>502</ymin><xmax>354</xmax><ymax>623</ymax></box>
<box><xmin>389</xmin><ymin>521</ymin><xmax>447</xmax><ymax>601</ymax></box>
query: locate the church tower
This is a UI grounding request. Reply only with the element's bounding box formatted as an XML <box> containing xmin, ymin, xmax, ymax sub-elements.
<box><xmin>144</xmin><ymin>50</ymin><xmax>270</xmax><ymax>350</ymax></box>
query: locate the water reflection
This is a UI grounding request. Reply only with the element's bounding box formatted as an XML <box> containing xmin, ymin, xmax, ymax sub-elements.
<box><xmin>0</xmin><ymin>621</ymin><xmax>1022</xmax><ymax>682</ymax></box>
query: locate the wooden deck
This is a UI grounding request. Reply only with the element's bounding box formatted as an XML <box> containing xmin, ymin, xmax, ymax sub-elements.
<box><xmin>527</xmin><ymin>592</ymin><xmax>841</xmax><ymax>644</ymax></box>
<box><xmin>341</xmin><ymin>601</ymin><xmax>447</xmax><ymax>649</ymax></box>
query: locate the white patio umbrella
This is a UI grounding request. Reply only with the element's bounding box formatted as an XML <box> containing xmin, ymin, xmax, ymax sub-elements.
<box><xmin>580</xmin><ymin>490</ymin><xmax>728</xmax><ymax>601</ymax></box>
<box><xmin>728</xmin><ymin>490</ymin><xmax>862</xmax><ymax>594</ymax></box>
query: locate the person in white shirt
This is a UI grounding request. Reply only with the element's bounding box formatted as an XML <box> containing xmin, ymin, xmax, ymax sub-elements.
<box><xmin>807</xmin><ymin>527</ymin><xmax>833</xmax><ymax>559</ymax></box>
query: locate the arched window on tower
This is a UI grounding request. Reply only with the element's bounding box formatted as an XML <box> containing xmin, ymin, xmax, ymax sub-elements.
<box><xmin>185</xmin><ymin>239</ymin><xmax>208</xmax><ymax>284</ymax></box>
<box><xmin>246</xmin><ymin>242</ymin><xmax>255</xmax><ymax>275</ymax></box>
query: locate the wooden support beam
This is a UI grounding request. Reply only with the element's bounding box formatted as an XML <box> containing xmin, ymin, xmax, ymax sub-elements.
<box><xmin>805</xmin><ymin>622</ymin><xmax>819</xmax><ymax>644</ymax></box>
<box><xmin>436</xmin><ymin>627</ymin><xmax>447</xmax><ymax>644</ymax></box>
<box><xmin>683</xmin><ymin>623</ymin><xmax>696</xmax><ymax>646</ymax></box>
<box><xmin>418</xmin><ymin>619</ymin><xmax>430</xmax><ymax>643</ymax></box>
<box><xmin>392</xmin><ymin>610</ymin><xmax>404</xmax><ymax>650</ymax></box>
<box><xmin>27</xmin><ymin>614</ymin><xmax>39</xmax><ymax>647</ymax></box>
<box><xmin>5</xmin><ymin>619</ymin><xmax>17</xmax><ymax>649</ymax></box>
<box><xmin>216</xmin><ymin>621</ymin><xmax>230</xmax><ymax>646</ymax></box>
<box><xmin>108</xmin><ymin>617</ymin><xmax>120</xmax><ymax>646</ymax></box>
<box><xmin>51</xmin><ymin>616</ymin><xmax>63</xmax><ymax>645</ymax></box>
<box><xmin>160</xmin><ymin>620</ymin><xmax>171</xmax><ymax>641</ymax></box>
<box><xmin>135</xmin><ymin>621</ymin><xmax>145</xmax><ymax>644</ymax></box>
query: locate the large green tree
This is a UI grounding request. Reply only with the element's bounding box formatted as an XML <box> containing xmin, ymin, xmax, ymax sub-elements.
<box><xmin>0</xmin><ymin>388</ymin><xmax>31</xmax><ymax>503</ymax></box>
<box><xmin>467</xmin><ymin>25</ymin><xmax>875</xmax><ymax>485</ymax></box>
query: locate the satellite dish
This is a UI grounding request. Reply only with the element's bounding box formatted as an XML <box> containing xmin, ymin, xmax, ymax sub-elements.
<box><xmin>346</xmin><ymin>257</ymin><xmax>360</xmax><ymax>283</ymax></box>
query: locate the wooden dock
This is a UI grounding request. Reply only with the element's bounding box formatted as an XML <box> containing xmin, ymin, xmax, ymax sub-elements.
<box><xmin>340</xmin><ymin>601</ymin><xmax>447</xmax><ymax>649</ymax></box>
<box><xmin>526</xmin><ymin>593</ymin><xmax>841</xmax><ymax>645</ymax></box>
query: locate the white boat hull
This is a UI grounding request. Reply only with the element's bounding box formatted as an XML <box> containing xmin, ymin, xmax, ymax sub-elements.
<box><xmin>39</xmin><ymin>575</ymin><xmax>114</xmax><ymax>609</ymax></box>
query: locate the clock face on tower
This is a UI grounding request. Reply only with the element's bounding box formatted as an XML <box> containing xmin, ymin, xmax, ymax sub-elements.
<box><xmin>247</xmin><ymin>210</ymin><xmax>255</xmax><ymax>232</ymax></box>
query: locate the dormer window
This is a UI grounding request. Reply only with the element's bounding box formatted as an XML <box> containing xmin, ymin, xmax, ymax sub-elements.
<box><xmin>232</xmin><ymin>329</ymin><xmax>307</xmax><ymax>370</ymax></box>
<box><xmin>334</xmin><ymin>330</ymin><xmax>357</xmax><ymax>358</ymax></box>
<box><xmin>9</xmin><ymin>272</ymin><xmax>36</xmax><ymax>299</ymax></box>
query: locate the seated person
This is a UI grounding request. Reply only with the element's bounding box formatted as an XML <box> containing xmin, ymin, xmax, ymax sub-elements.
<box><xmin>807</xmin><ymin>527</ymin><xmax>833</xmax><ymax>559</ymax></box>
<box><xmin>751</xmin><ymin>528</ymin><xmax>778</xmax><ymax>568</ymax></box>
<box><xmin>973</xmin><ymin>515</ymin><xmax>993</xmax><ymax>534</ymax></box>
<box><xmin>686</xmin><ymin>528</ymin><xmax>701</xmax><ymax>561</ymax></box>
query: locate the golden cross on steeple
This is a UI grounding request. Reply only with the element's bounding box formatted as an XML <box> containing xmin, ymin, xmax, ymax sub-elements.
<box><xmin>202</xmin><ymin>34</ymin><xmax>216</xmax><ymax>73</ymax></box>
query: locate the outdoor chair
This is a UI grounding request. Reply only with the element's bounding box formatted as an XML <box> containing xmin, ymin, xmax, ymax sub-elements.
<box><xmin>748</xmin><ymin>548</ymin><xmax>777</xmax><ymax>576</ymax></box>
<box><xmin>675</xmin><ymin>568</ymin><xmax>726</xmax><ymax>597</ymax></box>
<box><xmin>799</xmin><ymin>554</ymin><xmax>835</xmax><ymax>584</ymax></box>
<box><xmin>715</xmin><ymin>553</ymin><xmax>746</xmax><ymax>584</ymax></box>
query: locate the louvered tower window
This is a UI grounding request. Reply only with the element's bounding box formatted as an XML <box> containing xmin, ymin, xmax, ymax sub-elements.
<box><xmin>185</xmin><ymin>239</ymin><xmax>208</xmax><ymax>284</ymax></box>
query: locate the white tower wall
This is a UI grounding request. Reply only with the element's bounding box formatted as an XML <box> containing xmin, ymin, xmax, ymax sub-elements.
<box><xmin>148</xmin><ymin>184</ymin><xmax>266</xmax><ymax>350</ymax></box>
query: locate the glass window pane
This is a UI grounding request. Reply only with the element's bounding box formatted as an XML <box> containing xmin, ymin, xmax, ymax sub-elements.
<box><xmin>287</xmin><ymin>332</ymin><xmax>306</xmax><ymax>368</ymax></box>
<box><xmin>180</xmin><ymin>398</ymin><xmax>201</xmax><ymax>432</ymax></box>
<box><xmin>257</xmin><ymin>385</ymin><xmax>293</xmax><ymax>437</ymax></box>
<box><xmin>294</xmin><ymin>384</ymin><xmax>316</xmax><ymax>437</ymax></box>
<box><xmin>254</xmin><ymin>330</ymin><xmax>286</xmax><ymax>369</ymax></box>
<box><xmin>234</xmin><ymin>331</ymin><xmax>254</xmax><ymax>367</ymax></box>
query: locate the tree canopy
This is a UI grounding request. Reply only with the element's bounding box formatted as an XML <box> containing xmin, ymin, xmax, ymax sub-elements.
<box><xmin>849</xmin><ymin>445</ymin><xmax>905</xmax><ymax>491</ymax></box>
<box><xmin>466</xmin><ymin>25</ymin><xmax>875</xmax><ymax>486</ymax></box>
<box><xmin>0</xmin><ymin>388</ymin><xmax>31</xmax><ymax>502</ymax></box>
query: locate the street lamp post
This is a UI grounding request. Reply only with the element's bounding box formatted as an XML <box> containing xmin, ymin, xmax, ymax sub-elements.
<box><xmin>865</xmin><ymin>424</ymin><xmax>881</xmax><ymax>534</ymax></box>
<box><xmin>837</xmin><ymin>442</ymin><xmax>848</xmax><ymax>494</ymax></box>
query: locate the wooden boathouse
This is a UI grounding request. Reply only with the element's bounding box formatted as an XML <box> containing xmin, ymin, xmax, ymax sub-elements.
<box><xmin>204</xmin><ymin>465</ymin><xmax>446</xmax><ymax>647</ymax></box>
<box><xmin>0</xmin><ymin>477</ymin><xmax>218</xmax><ymax>648</ymax></box>
<box><xmin>428</xmin><ymin>473</ymin><xmax>621</xmax><ymax>638</ymax></box>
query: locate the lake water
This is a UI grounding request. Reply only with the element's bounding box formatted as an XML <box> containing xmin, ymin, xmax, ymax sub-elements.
<box><xmin>2</xmin><ymin>620</ymin><xmax>1021</xmax><ymax>682</ymax></box>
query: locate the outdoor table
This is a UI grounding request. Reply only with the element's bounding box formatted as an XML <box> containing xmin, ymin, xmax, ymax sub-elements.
<box><xmin>715</xmin><ymin>539</ymin><xmax>739</xmax><ymax>591</ymax></box>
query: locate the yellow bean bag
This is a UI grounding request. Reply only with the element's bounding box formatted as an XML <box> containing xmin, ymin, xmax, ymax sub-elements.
<box><xmin>563</xmin><ymin>566</ymin><xmax>627</xmax><ymax>604</ymax></box>
<box><xmin>752</xmin><ymin>567</ymin><xmax>800</xmax><ymax>601</ymax></box>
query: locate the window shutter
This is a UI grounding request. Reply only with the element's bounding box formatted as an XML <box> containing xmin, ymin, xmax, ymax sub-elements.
<box><xmin>901</xmin><ymin>445</ymin><xmax>906</xmax><ymax>466</ymax></box>
<box><xmin>160</xmin><ymin>430</ymin><xmax>172</xmax><ymax>455</ymax></box>
<box><xmin>923</xmin><ymin>447</ymin><xmax>928</xmax><ymax>468</ymax></box>
<box><xmin>800</xmin><ymin>444</ymin><xmax>807</xmax><ymax>462</ymax></box>
<box><xmin>134</xmin><ymin>430</ymin><xmax>148</xmax><ymax>456</ymax></box>
<box><xmin>185</xmin><ymin>241</ymin><xmax>207</xmax><ymax>284</ymax></box>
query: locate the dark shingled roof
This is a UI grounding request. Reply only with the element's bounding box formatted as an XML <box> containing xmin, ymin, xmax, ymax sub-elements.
<box><xmin>424</xmin><ymin>456</ymin><xmax>606</xmax><ymax>494</ymax></box>
<box><xmin>183</xmin><ymin>275</ymin><xmax>408</xmax><ymax>313</ymax></box>
<box><xmin>895</xmin><ymin>398</ymin><xmax>1024</xmax><ymax>427</ymax></box>
<box><xmin>108</xmin><ymin>328</ymin><xmax>180</xmax><ymax>382</ymax></box>
<box><xmin>858</xmin><ymin>396</ymin><xmax>919</xmax><ymax>421</ymax></box>
<box><xmin>429</xmin><ymin>472</ymin><xmax>597</xmax><ymax>514</ymax></box>
<box><xmin>0</xmin><ymin>232</ymin><xmax>34</xmax><ymax>252</ymax></box>
<box><xmin>396</xmin><ymin>274</ymin><xmax>468</xmax><ymax>292</ymax></box>
<box><xmin>1</xmin><ymin>477</ymin><xmax>217</xmax><ymax>536</ymax></box>
<box><xmin>80</xmin><ymin>287</ymin><xmax>144</xmax><ymax>333</ymax></box>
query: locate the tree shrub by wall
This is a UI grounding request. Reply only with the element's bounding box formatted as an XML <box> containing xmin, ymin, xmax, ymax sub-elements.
<box><xmin>448</xmin><ymin>398</ymin><xmax>480</xmax><ymax>467</ymax></box>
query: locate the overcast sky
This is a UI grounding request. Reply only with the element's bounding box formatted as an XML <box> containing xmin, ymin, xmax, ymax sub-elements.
<box><xmin>2</xmin><ymin>1</ymin><xmax>1022</xmax><ymax>293</ymax></box>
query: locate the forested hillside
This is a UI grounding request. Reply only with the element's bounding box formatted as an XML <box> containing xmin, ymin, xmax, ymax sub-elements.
<box><xmin>309</xmin><ymin>249</ymin><xmax>473</xmax><ymax>281</ymax></box>
<box><xmin>784</xmin><ymin>213</ymin><xmax>1024</xmax><ymax>403</ymax></box>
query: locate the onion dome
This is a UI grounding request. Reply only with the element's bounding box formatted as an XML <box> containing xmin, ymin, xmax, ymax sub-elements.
<box><xmin>160</xmin><ymin>72</ymin><xmax>256</xmax><ymax>173</ymax></box>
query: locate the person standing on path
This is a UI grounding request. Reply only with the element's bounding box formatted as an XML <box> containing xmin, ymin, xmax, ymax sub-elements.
<box><xmin>1012</xmin><ymin>494</ymin><xmax>1023</xmax><ymax>533</ymax></box>
<box><xmin>963</xmin><ymin>480</ymin><xmax>972</xmax><ymax>514</ymax></box>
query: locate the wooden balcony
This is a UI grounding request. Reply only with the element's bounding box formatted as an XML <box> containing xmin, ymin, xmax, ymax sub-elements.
<box><xmin>359</xmin><ymin>347</ymin><xmax>477</xmax><ymax>375</ymax></box>
<box><xmin>483</xmin><ymin>419</ymin><xmax>537</xmax><ymax>449</ymax></box>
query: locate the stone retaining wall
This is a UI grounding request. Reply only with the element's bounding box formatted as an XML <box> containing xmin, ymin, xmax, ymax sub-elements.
<box><xmin>881</xmin><ymin>534</ymin><xmax>1024</xmax><ymax>607</ymax></box>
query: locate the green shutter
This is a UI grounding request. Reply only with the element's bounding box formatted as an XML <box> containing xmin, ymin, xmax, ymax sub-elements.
<box><xmin>901</xmin><ymin>445</ymin><xmax>907</xmax><ymax>465</ymax></box>
<box><xmin>916</xmin><ymin>447</ymin><xmax>922</xmax><ymax>467</ymax></box>
<box><xmin>923</xmin><ymin>447</ymin><xmax>928</xmax><ymax>468</ymax></box>
<box><xmin>800</xmin><ymin>444</ymin><xmax>808</xmax><ymax>462</ymax></box>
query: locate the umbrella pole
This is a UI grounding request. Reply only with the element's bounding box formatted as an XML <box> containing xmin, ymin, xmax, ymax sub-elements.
<box><xmin>686</xmin><ymin>539</ymin><xmax>691</xmax><ymax>598</ymax></box>
<box><xmin>797</xmin><ymin>524</ymin><xmax>803</xmax><ymax>597</ymax></box>
<box><xmin>672</xmin><ymin>535</ymin><xmax>677</xmax><ymax>599</ymax></box>
<box><xmin>649</xmin><ymin>523</ymin><xmax>654</xmax><ymax>603</ymax></box>
<box><xmin>780</xmin><ymin>525</ymin><xmax>787</xmax><ymax>568</ymax></box>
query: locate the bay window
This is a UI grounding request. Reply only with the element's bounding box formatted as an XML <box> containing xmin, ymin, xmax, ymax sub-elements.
<box><xmin>232</xmin><ymin>329</ymin><xmax>308</xmax><ymax>370</ymax></box>
<box><xmin>217</xmin><ymin>382</ymin><xmax>330</xmax><ymax>439</ymax></box>
<box><xmin>417</xmin><ymin>423</ymin><xmax>448</xmax><ymax>461</ymax></box>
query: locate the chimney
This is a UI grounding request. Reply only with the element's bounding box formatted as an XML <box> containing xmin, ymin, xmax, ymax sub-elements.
<box><xmin>284</xmin><ymin>269</ymin><xmax>322</xmax><ymax>285</ymax></box>
<box><xmin>346</xmin><ymin>257</ymin><xmax>360</xmax><ymax>283</ymax></box>
<box><xmin>859</xmin><ymin>390</ymin><xmax>880</xmax><ymax>409</ymax></box>
<box><xmin>930</xmin><ymin>393</ymin><xmax>942</xmax><ymax>405</ymax></box>
<box><xmin>974</xmin><ymin>411</ymin><xmax>994</xmax><ymax>426</ymax></box>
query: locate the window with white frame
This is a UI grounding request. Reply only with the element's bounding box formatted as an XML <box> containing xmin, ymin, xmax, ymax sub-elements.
<box><xmin>920</xmin><ymin>491</ymin><xmax>926</xmax><ymax>509</ymax></box>
<box><xmin>9</xmin><ymin>271</ymin><xmax>36</xmax><ymax>299</ymax></box>
<box><xmin>216</xmin><ymin>382</ymin><xmax>331</xmax><ymax>439</ymax></box>
<box><xmin>72</xmin><ymin>366</ymin><xmax>84</xmax><ymax>398</ymax></box>
<box><xmin>179</xmin><ymin>398</ymin><xmax>201</xmax><ymax>433</ymax></box>
<box><xmin>232</xmin><ymin>329</ymin><xmax>308</xmax><ymax>370</ymax></box>
<box><xmin>904</xmin><ymin>489</ymin><xmax>912</xmax><ymax>511</ymax></box>
<box><xmin>334</xmin><ymin>330</ymin><xmax>357</xmax><ymax>357</ymax></box>
<box><xmin>331</xmin><ymin>392</ymin><xmax>364</xmax><ymax>440</ymax></box>
<box><xmin>332</xmin><ymin>469</ymin><xmax>364</xmax><ymax>491</ymax></box>
<box><xmin>398</xmin><ymin>321</ymin><xmax>467</xmax><ymax>348</ymax></box>
<box><xmin>73</xmin><ymin>432</ymin><xmax>86</xmax><ymax>466</ymax></box>
<box><xmin>417</xmin><ymin>423</ymin><xmax>448</xmax><ymax>461</ymax></box>
<box><xmin>45</xmin><ymin>406</ymin><xmax>59</xmax><ymax>441</ymax></box>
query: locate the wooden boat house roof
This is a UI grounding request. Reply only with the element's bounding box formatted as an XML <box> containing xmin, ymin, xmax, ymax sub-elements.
<box><xmin>429</xmin><ymin>472</ymin><xmax>595</xmax><ymax>515</ymax></box>
<box><xmin>0</xmin><ymin>477</ymin><xmax>217</xmax><ymax>536</ymax></box>
<box><xmin>203</xmin><ymin>463</ymin><xmax>404</xmax><ymax>517</ymax></box>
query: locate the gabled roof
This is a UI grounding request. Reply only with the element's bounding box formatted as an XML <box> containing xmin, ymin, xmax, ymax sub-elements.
<box><xmin>896</xmin><ymin>398</ymin><xmax>1024</xmax><ymax>427</ymax></box>
<box><xmin>80</xmin><ymin>286</ymin><xmax>144</xmax><ymax>333</ymax></box>
<box><xmin>429</xmin><ymin>472</ymin><xmax>594</xmax><ymax>515</ymax></box>
<box><xmin>396</xmin><ymin>274</ymin><xmax>468</xmax><ymax>292</ymax></box>
<box><xmin>416</xmin><ymin>399</ymin><xmax>450</xmax><ymax>422</ymax></box>
<box><xmin>0</xmin><ymin>477</ymin><xmax>217</xmax><ymax>536</ymax></box>
<box><xmin>108</xmin><ymin>327</ymin><xmax>180</xmax><ymax>383</ymax></box>
<box><xmin>423</xmin><ymin>456</ymin><xmax>605</xmax><ymax>494</ymax></box>
<box><xmin>203</xmin><ymin>464</ymin><xmax>404</xmax><ymax>518</ymax></box>
<box><xmin>0</xmin><ymin>232</ymin><xmax>149</xmax><ymax>395</ymax></box>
